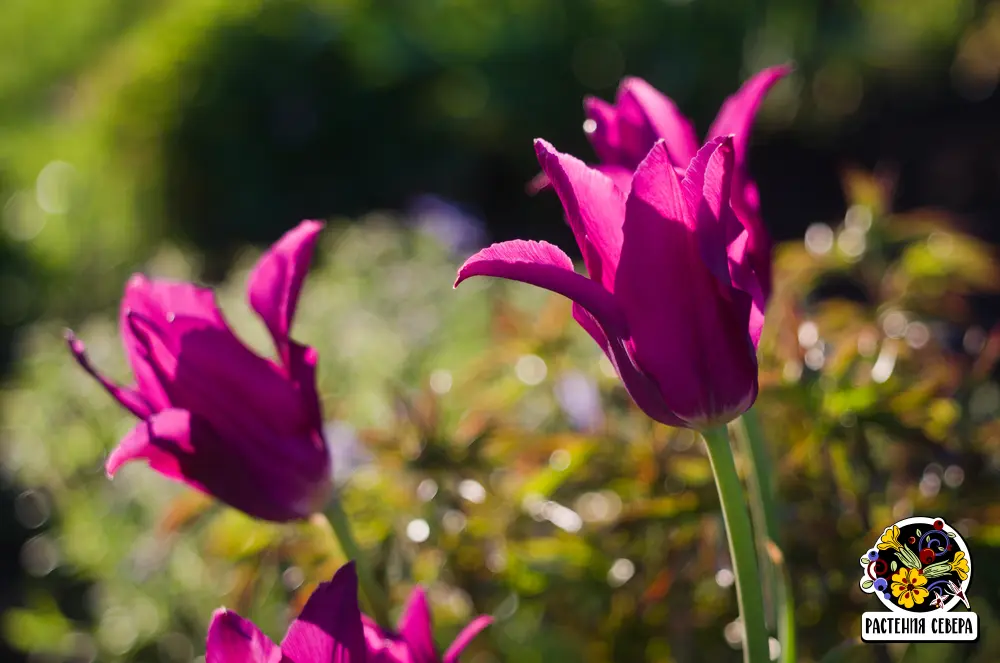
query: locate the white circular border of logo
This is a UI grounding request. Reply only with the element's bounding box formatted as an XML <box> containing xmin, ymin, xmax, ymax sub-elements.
<box><xmin>867</xmin><ymin>516</ymin><xmax>972</xmax><ymax>614</ymax></box>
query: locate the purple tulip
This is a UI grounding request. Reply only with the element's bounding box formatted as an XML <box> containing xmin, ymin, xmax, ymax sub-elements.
<box><xmin>66</xmin><ymin>220</ymin><xmax>332</xmax><ymax>522</ymax></box>
<box><xmin>534</xmin><ymin>66</ymin><xmax>790</xmax><ymax>300</ymax></box>
<box><xmin>206</xmin><ymin>563</ymin><xmax>492</xmax><ymax>663</ymax></box>
<box><xmin>457</xmin><ymin>136</ymin><xmax>764</xmax><ymax>429</ymax></box>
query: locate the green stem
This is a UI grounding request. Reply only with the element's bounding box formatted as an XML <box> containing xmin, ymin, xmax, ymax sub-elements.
<box><xmin>733</xmin><ymin>410</ymin><xmax>797</xmax><ymax>663</ymax></box>
<box><xmin>323</xmin><ymin>499</ymin><xmax>392</xmax><ymax>628</ymax></box>
<box><xmin>702</xmin><ymin>425</ymin><xmax>771</xmax><ymax>663</ymax></box>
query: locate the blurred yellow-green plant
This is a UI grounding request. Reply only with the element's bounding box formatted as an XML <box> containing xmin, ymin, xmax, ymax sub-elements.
<box><xmin>3</xmin><ymin>168</ymin><xmax>1000</xmax><ymax>662</ymax></box>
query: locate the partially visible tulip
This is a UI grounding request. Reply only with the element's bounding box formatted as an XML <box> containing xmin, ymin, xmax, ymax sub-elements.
<box><xmin>67</xmin><ymin>220</ymin><xmax>331</xmax><ymax>522</ymax></box>
<box><xmin>458</xmin><ymin>136</ymin><xmax>764</xmax><ymax>429</ymax></box>
<box><xmin>559</xmin><ymin>65</ymin><xmax>791</xmax><ymax>299</ymax></box>
<box><xmin>206</xmin><ymin>563</ymin><xmax>492</xmax><ymax>663</ymax></box>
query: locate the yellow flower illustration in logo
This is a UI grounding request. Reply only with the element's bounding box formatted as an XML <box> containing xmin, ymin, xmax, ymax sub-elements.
<box><xmin>878</xmin><ymin>525</ymin><xmax>902</xmax><ymax>551</ymax></box>
<box><xmin>891</xmin><ymin>567</ymin><xmax>929</xmax><ymax>609</ymax></box>
<box><xmin>950</xmin><ymin>551</ymin><xmax>970</xmax><ymax>581</ymax></box>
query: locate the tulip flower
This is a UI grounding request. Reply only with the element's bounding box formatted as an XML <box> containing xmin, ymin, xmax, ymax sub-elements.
<box><xmin>66</xmin><ymin>220</ymin><xmax>331</xmax><ymax>522</ymax></box>
<box><xmin>569</xmin><ymin>66</ymin><xmax>791</xmax><ymax>299</ymax></box>
<box><xmin>206</xmin><ymin>563</ymin><xmax>492</xmax><ymax>663</ymax></box>
<box><xmin>457</xmin><ymin>136</ymin><xmax>764</xmax><ymax>430</ymax></box>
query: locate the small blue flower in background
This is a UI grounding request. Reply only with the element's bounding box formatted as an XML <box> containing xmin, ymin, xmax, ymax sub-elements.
<box><xmin>409</xmin><ymin>195</ymin><xmax>487</xmax><ymax>256</ymax></box>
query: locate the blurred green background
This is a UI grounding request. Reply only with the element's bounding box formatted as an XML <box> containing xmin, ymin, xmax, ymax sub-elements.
<box><xmin>3</xmin><ymin>0</ymin><xmax>1000</xmax><ymax>662</ymax></box>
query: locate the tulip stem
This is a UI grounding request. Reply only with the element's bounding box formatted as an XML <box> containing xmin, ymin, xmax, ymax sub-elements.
<box><xmin>324</xmin><ymin>500</ymin><xmax>392</xmax><ymax>628</ymax></box>
<box><xmin>732</xmin><ymin>410</ymin><xmax>796</xmax><ymax>663</ymax></box>
<box><xmin>702</xmin><ymin>425</ymin><xmax>771</xmax><ymax>663</ymax></box>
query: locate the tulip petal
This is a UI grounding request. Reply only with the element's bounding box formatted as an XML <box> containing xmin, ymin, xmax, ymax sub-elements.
<box><xmin>206</xmin><ymin>609</ymin><xmax>282</xmax><ymax>663</ymax></box>
<box><xmin>398</xmin><ymin>588</ymin><xmax>437</xmax><ymax>663</ymax></box>
<box><xmin>616</xmin><ymin>77</ymin><xmax>699</xmax><ymax>168</ymax></box>
<box><xmin>125</xmin><ymin>307</ymin><xmax>310</xmax><ymax>441</ymax></box>
<box><xmin>247</xmin><ymin>220</ymin><xmax>324</xmax><ymax>366</ymax></box>
<box><xmin>65</xmin><ymin>330</ymin><xmax>152</xmax><ymax>419</ymax></box>
<box><xmin>571</xmin><ymin>304</ymin><xmax>685</xmax><ymax>427</ymax></box>
<box><xmin>455</xmin><ymin>239</ymin><xmax>684</xmax><ymax>425</ymax></box>
<box><xmin>120</xmin><ymin>275</ymin><xmax>225</xmax><ymax>412</ymax></box>
<box><xmin>106</xmin><ymin>407</ymin><xmax>202</xmax><ymax>482</ymax></box>
<box><xmin>681</xmin><ymin>139</ymin><xmax>760</xmax><ymax>293</ymax></box>
<box><xmin>616</xmin><ymin>141</ymin><xmax>758</xmax><ymax>425</ymax></box>
<box><xmin>442</xmin><ymin>615</ymin><xmax>493</xmax><ymax>663</ymax></box>
<box><xmin>707</xmin><ymin>65</ymin><xmax>790</xmax><ymax>303</ymax></box>
<box><xmin>281</xmin><ymin>563</ymin><xmax>366</xmax><ymax>663</ymax></box>
<box><xmin>682</xmin><ymin>136</ymin><xmax>764</xmax><ymax>347</ymax></box>
<box><xmin>534</xmin><ymin>139</ymin><xmax>625</xmax><ymax>292</ymax></box>
<box><xmin>455</xmin><ymin>240</ymin><xmax>623</xmax><ymax>331</ymax></box>
<box><xmin>592</xmin><ymin>164</ymin><xmax>634</xmax><ymax>195</ymax></box>
<box><xmin>526</xmin><ymin>170</ymin><xmax>551</xmax><ymax>195</ymax></box>
<box><xmin>286</xmin><ymin>340</ymin><xmax>324</xmax><ymax>431</ymax></box>
<box><xmin>106</xmin><ymin>408</ymin><xmax>324</xmax><ymax>522</ymax></box>
<box><xmin>706</xmin><ymin>64</ymin><xmax>792</xmax><ymax>169</ymax></box>
<box><xmin>582</xmin><ymin>96</ymin><xmax>623</xmax><ymax>166</ymax></box>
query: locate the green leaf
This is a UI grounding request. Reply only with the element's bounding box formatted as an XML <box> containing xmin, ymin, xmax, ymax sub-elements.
<box><xmin>916</xmin><ymin>529</ymin><xmax>922</xmax><ymax>536</ymax></box>
<box><xmin>862</xmin><ymin>579</ymin><xmax>874</xmax><ymax>590</ymax></box>
<box><xmin>891</xmin><ymin>560</ymin><xmax>898</xmax><ymax>571</ymax></box>
<box><xmin>948</xmin><ymin>531</ymin><xmax>957</xmax><ymax>538</ymax></box>
<box><xmin>938</xmin><ymin>546</ymin><xmax>946</xmax><ymax>552</ymax></box>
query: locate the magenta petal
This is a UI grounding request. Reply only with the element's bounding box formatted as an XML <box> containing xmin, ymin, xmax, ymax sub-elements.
<box><xmin>526</xmin><ymin>171</ymin><xmax>551</xmax><ymax>195</ymax></box>
<box><xmin>616</xmin><ymin>141</ymin><xmax>757</xmax><ymax>426</ymax></box>
<box><xmin>247</xmin><ymin>220</ymin><xmax>324</xmax><ymax>366</ymax></box>
<box><xmin>680</xmin><ymin>137</ymin><xmax>754</xmax><ymax>290</ymax></box>
<box><xmin>592</xmin><ymin>164</ymin><xmax>635</xmax><ymax>195</ymax></box>
<box><xmin>105</xmin><ymin>408</ymin><xmax>198</xmax><ymax>481</ymax></box>
<box><xmin>125</xmin><ymin>308</ymin><xmax>309</xmax><ymax>441</ymax></box>
<box><xmin>616</xmin><ymin>77</ymin><xmax>699</xmax><ymax>168</ymax></box>
<box><xmin>442</xmin><ymin>615</ymin><xmax>493</xmax><ymax>663</ymax></box>
<box><xmin>285</xmin><ymin>340</ymin><xmax>324</xmax><ymax>430</ymax></box>
<box><xmin>106</xmin><ymin>408</ymin><xmax>326</xmax><ymax>522</ymax></box>
<box><xmin>582</xmin><ymin>96</ymin><xmax>622</xmax><ymax>165</ymax></box>
<box><xmin>534</xmin><ymin>140</ymin><xmax>625</xmax><ymax>292</ymax></box>
<box><xmin>65</xmin><ymin>330</ymin><xmax>152</xmax><ymax>419</ymax></box>
<box><xmin>706</xmin><ymin>64</ymin><xmax>793</xmax><ymax>169</ymax></box>
<box><xmin>454</xmin><ymin>239</ymin><xmax>685</xmax><ymax>423</ymax></box>
<box><xmin>398</xmin><ymin>588</ymin><xmax>437</xmax><ymax>663</ymax></box>
<box><xmin>455</xmin><ymin>240</ymin><xmax>623</xmax><ymax>331</ymax></box>
<box><xmin>206</xmin><ymin>610</ymin><xmax>282</xmax><ymax>663</ymax></box>
<box><xmin>281</xmin><ymin>563</ymin><xmax>366</xmax><ymax>663</ymax></box>
<box><xmin>705</xmin><ymin>65</ymin><xmax>791</xmax><ymax>304</ymax></box>
<box><xmin>681</xmin><ymin>136</ymin><xmax>765</xmax><ymax>345</ymax></box>
<box><xmin>119</xmin><ymin>275</ymin><xmax>224</xmax><ymax>412</ymax></box>
<box><xmin>570</xmin><ymin>304</ymin><xmax>685</xmax><ymax>428</ymax></box>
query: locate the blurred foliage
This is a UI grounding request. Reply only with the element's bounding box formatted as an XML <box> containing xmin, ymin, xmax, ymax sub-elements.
<box><xmin>2</xmin><ymin>171</ymin><xmax>1000</xmax><ymax>662</ymax></box>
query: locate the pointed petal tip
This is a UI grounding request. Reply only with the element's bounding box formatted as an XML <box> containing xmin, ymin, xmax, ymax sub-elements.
<box><xmin>442</xmin><ymin>614</ymin><xmax>494</xmax><ymax>663</ymax></box>
<box><xmin>209</xmin><ymin>607</ymin><xmax>233</xmax><ymax>622</ymax></box>
<box><xmin>296</xmin><ymin>219</ymin><xmax>326</xmax><ymax>235</ymax></box>
<box><xmin>526</xmin><ymin>171</ymin><xmax>551</xmax><ymax>195</ymax></box>
<box><xmin>104</xmin><ymin>451</ymin><xmax>125</xmax><ymax>478</ymax></box>
<box><xmin>618</xmin><ymin>75</ymin><xmax>648</xmax><ymax>91</ymax></box>
<box><xmin>64</xmin><ymin>328</ymin><xmax>84</xmax><ymax>355</ymax></box>
<box><xmin>124</xmin><ymin>273</ymin><xmax>149</xmax><ymax>294</ymax></box>
<box><xmin>532</xmin><ymin>138</ymin><xmax>555</xmax><ymax>160</ymax></box>
<box><xmin>334</xmin><ymin>560</ymin><xmax>358</xmax><ymax>583</ymax></box>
